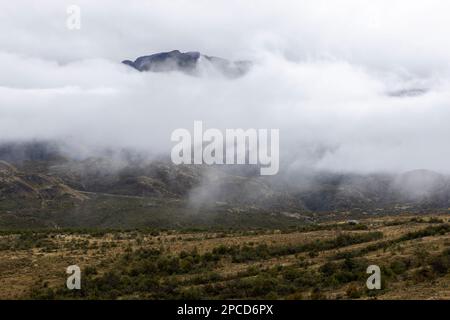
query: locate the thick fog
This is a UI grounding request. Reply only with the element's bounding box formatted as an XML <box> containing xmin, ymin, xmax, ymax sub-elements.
<box><xmin>1</xmin><ymin>0</ymin><xmax>450</xmax><ymax>173</ymax></box>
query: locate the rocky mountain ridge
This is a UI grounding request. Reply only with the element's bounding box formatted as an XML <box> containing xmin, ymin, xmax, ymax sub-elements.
<box><xmin>122</xmin><ymin>50</ymin><xmax>251</xmax><ymax>77</ymax></box>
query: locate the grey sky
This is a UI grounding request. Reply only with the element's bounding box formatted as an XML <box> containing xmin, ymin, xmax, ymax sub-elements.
<box><xmin>1</xmin><ymin>0</ymin><xmax>450</xmax><ymax>173</ymax></box>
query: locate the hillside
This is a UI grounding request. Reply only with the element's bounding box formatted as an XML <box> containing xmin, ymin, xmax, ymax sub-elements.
<box><xmin>1</xmin><ymin>214</ymin><xmax>449</xmax><ymax>299</ymax></box>
<box><xmin>1</xmin><ymin>141</ymin><xmax>450</xmax><ymax>229</ymax></box>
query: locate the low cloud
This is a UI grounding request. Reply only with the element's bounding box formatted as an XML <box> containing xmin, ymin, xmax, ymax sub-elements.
<box><xmin>1</xmin><ymin>0</ymin><xmax>450</xmax><ymax>174</ymax></box>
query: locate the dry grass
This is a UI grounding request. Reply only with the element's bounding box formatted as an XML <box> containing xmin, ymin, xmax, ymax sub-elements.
<box><xmin>1</xmin><ymin>213</ymin><xmax>449</xmax><ymax>299</ymax></box>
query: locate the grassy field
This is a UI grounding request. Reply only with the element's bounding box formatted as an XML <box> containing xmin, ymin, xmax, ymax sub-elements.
<box><xmin>0</xmin><ymin>214</ymin><xmax>450</xmax><ymax>300</ymax></box>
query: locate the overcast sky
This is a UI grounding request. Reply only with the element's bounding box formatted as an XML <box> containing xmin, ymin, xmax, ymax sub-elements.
<box><xmin>1</xmin><ymin>0</ymin><xmax>450</xmax><ymax>173</ymax></box>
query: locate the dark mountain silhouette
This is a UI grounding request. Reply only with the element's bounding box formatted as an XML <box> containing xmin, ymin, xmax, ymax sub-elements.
<box><xmin>122</xmin><ymin>50</ymin><xmax>251</xmax><ymax>77</ymax></box>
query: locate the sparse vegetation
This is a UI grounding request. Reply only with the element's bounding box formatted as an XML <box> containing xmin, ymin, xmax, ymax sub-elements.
<box><xmin>0</xmin><ymin>215</ymin><xmax>448</xmax><ymax>300</ymax></box>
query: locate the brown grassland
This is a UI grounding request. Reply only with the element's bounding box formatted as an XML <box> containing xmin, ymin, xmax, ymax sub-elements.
<box><xmin>0</xmin><ymin>214</ymin><xmax>450</xmax><ymax>300</ymax></box>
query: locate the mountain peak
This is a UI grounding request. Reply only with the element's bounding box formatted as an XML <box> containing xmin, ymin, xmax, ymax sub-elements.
<box><xmin>122</xmin><ymin>50</ymin><xmax>251</xmax><ymax>77</ymax></box>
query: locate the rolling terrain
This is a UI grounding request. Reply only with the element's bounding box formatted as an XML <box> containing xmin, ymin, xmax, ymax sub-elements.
<box><xmin>1</xmin><ymin>142</ymin><xmax>450</xmax><ymax>299</ymax></box>
<box><xmin>0</xmin><ymin>215</ymin><xmax>449</xmax><ymax>299</ymax></box>
<box><xmin>2</xmin><ymin>142</ymin><xmax>450</xmax><ymax>230</ymax></box>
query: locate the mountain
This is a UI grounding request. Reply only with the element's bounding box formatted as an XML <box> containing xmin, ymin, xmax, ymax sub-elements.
<box><xmin>0</xmin><ymin>159</ymin><xmax>89</xmax><ymax>228</ymax></box>
<box><xmin>0</xmin><ymin>144</ymin><xmax>310</xmax><ymax>229</ymax></box>
<box><xmin>1</xmin><ymin>142</ymin><xmax>450</xmax><ymax>229</ymax></box>
<box><xmin>0</xmin><ymin>160</ymin><xmax>86</xmax><ymax>202</ymax></box>
<box><xmin>122</xmin><ymin>50</ymin><xmax>251</xmax><ymax>77</ymax></box>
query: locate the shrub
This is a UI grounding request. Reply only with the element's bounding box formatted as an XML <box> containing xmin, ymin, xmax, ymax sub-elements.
<box><xmin>346</xmin><ymin>284</ymin><xmax>362</xmax><ymax>299</ymax></box>
<box><xmin>429</xmin><ymin>249</ymin><xmax>450</xmax><ymax>275</ymax></box>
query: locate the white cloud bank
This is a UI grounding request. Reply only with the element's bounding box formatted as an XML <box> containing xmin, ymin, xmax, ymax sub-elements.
<box><xmin>1</xmin><ymin>0</ymin><xmax>450</xmax><ymax>173</ymax></box>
